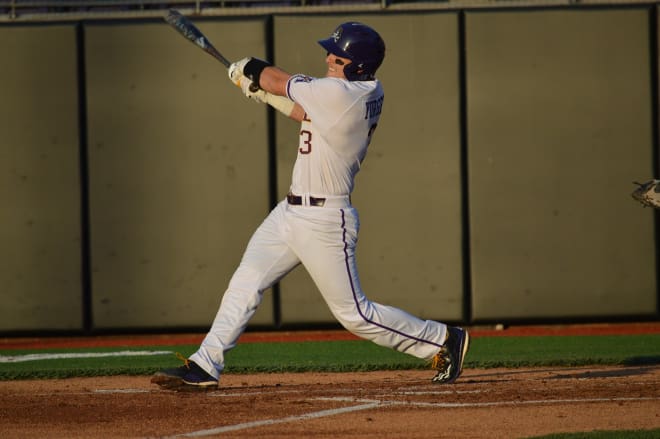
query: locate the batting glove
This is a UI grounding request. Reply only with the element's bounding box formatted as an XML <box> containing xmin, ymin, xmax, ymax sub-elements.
<box><xmin>228</xmin><ymin>57</ymin><xmax>252</xmax><ymax>85</ymax></box>
<box><xmin>240</xmin><ymin>77</ymin><xmax>267</xmax><ymax>103</ymax></box>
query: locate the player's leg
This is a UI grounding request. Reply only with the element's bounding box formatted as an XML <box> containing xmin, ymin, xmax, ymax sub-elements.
<box><xmin>190</xmin><ymin>201</ymin><xmax>301</xmax><ymax>377</ymax></box>
<box><xmin>290</xmin><ymin>206</ymin><xmax>469</xmax><ymax>383</ymax></box>
<box><xmin>294</xmin><ymin>207</ymin><xmax>470</xmax><ymax>383</ymax></box>
<box><xmin>290</xmin><ymin>206</ymin><xmax>446</xmax><ymax>361</ymax></box>
<box><xmin>153</xmin><ymin>201</ymin><xmax>300</xmax><ymax>389</ymax></box>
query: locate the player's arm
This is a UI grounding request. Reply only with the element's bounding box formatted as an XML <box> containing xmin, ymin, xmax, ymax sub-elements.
<box><xmin>258</xmin><ymin>67</ymin><xmax>290</xmax><ymax>96</ymax></box>
<box><xmin>259</xmin><ymin>67</ymin><xmax>305</xmax><ymax>122</ymax></box>
<box><xmin>230</xmin><ymin>58</ymin><xmax>305</xmax><ymax>122</ymax></box>
<box><xmin>257</xmin><ymin>66</ymin><xmax>305</xmax><ymax>122</ymax></box>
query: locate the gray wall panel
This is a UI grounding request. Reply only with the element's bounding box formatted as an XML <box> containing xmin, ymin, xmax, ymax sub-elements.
<box><xmin>2</xmin><ymin>7</ymin><xmax>658</xmax><ymax>333</ymax></box>
<box><xmin>467</xmin><ymin>9</ymin><xmax>657</xmax><ymax>319</ymax></box>
<box><xmin>0</xmin><ymin>25</ymin><xmax>83</xmax><ymax>330</ymax></box>
<box><xmin>85</xmin><ymin>20</ymin><xmax>274</xmax><ymax>328</ymax></box>
<box><xmin>274</xmin><ymin>13</ymin><xmax>464</xmax><ymax>324</ymax></box>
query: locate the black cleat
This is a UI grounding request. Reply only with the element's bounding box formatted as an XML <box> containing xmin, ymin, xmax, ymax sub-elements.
<box><xmin>431</xmin><ymin>326</ymin><xmax>470</xmax><ymax>384</ymax></box>
<box><xmin>151</xmin><ymin>354</ymin><xmax>218</xmax><ymax>391</ymax></box>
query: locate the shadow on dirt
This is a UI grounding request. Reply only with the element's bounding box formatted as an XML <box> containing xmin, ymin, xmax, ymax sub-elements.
<box><xmin>623</xmin><ymin>355</ymin><xmax>660</xmax><ymax>366</ymax></box>
<box><xmin>465</xmin><ymin>364</ymin><xmax>660</xmax><ymax>383</ymax></box>
<box><xmin>549</xmin><ymin>365</ymin><xmax>660</xmax><ymax>380</ymax></box>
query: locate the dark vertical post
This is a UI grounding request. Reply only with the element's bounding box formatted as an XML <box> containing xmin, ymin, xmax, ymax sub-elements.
<box><xmin>650</xmin><ymin>6</ymin><xmax>660</xmax><ymax>317</ymax></box>
<box><xmin>458</xmin><ymin>11</ymin><xmax>472</xmax><ymax>325</ymax></box>
<box><xmin>264</xmin><ymin>16</ymin><xmax>282</xmax><ymax>328</ymax></box>
<box><xmin>76</xmin><ymin>22</ymin><xmax>93</xmax><ymax>333</ymax></box>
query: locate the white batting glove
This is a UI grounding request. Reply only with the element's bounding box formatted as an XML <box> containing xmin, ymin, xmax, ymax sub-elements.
<box><xmin>237</xmin><ymin>77</ymin><xmax>294</xmax><ymax>116</ymax></box>
<box><xmin>228</xmin><ymin>57</ymin><xmax>252</xmax><ymax>85</ymax></box>
<box><xmin>240</xmin><ymin>77</ymin><xmax>267</xmax><ymax>104</ymax></box>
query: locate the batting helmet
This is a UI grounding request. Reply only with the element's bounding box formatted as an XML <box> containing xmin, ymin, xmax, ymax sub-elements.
<box><xmin>318</xmin><ymin>22</ymin><xmax>385</xmax><ymax>81</ymax></box>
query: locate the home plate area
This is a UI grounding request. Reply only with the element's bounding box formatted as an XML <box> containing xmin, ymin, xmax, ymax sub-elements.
<box><xmin>1</xmin><ymin>366</ymin><xmax>659</xmax><ymax>438</ymax></box>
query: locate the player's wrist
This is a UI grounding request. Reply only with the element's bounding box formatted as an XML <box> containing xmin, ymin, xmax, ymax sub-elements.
<box><xmin>243</xmin><ymin>58</ymin><xmax>271</xmax><ymax>88</ymax></box>
<box><xmin>264</xmin><ymin>94</ymin><xmax>295</xmax><ymax>117</ymax></box>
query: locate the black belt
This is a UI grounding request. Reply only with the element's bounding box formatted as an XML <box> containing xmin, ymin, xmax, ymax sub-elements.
<box><xmin>287</xmin><ymin>193</ymin><xmax>326</xmax><ymax>207</ymax></box>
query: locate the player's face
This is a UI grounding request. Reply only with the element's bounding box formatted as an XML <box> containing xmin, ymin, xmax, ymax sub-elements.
<box><xmin>325</xmin><ymin>52</ymin><xmax>351</xmax><ymax>79</ymax></box>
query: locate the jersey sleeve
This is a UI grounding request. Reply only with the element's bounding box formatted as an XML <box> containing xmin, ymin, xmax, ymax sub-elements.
<box><xmin>286</xmin><ymin>75</ymin><xmax>354</xmax><ymax>133</ymax></box>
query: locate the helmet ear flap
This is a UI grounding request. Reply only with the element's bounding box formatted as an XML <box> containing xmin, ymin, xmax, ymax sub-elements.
<box><xmin>344</xmin><ymin>61</ymin><xmax>368</xmax><ymax>82</ymax></box>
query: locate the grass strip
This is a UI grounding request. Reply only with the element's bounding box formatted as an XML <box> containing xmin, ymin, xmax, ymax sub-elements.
<box><xmin>0</xmin><ymin>334</ymin><xmax>659</xmax><ymax>380</ymax></box>
<box><xmin>467</xmin><ymin>334</ymin><xmax>660</xmax><ymax>368</ymax></box>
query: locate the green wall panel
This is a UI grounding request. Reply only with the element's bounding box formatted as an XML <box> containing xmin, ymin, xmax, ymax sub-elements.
<box><xmin>85</xmin><ymin>19</ymin><xmax>274</xmax><ymax>328</ymax></box>
<box><xmin>274</xmin><ymin>13</ymin><xmax>465</xmax><ymax>324</ymax></box>
<box><xmin>467</xmin><ymin>9</ymin><xmax>657</xmax><ymax>319</ymax></box>
<box><xmin>0</xmin><ymin>25</ymin><xmax>83</xmax><ymax>330</ymax></box>
<box><xmin>2</xmin><ymin>6</ymin><xmax>658</xmax><ymax>333</ymax></box>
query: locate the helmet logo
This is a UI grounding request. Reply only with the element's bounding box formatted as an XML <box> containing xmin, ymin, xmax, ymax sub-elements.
<box><xmin>318</xmin><ymin>22</ymin><xmax>384</xmax><ymax>81</ymax></box>
<box><xmin>331</xmin><ymin>26</ymin><xmax>343</xmax><ymax>43</ymax></box>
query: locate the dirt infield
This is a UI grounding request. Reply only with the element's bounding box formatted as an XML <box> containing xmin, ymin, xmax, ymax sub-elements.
<box><xmin>2</xmin><ymin>323</ymin><xmax>660</xmax><ymax>438</ymax></box>
<box><xmin>1</xmin><ymin>365</ymin><xmax>659</xmax><ymax>438</ymax></box>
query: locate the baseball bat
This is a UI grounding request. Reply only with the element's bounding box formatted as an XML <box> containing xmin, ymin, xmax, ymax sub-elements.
<box><xmin>164</xmin><ymin>9</ymin><xmax>231</xmax><ymax>67</ymax></box>
<box><xmin>164</xmin><ymin>9</ymin><xmax>259</xmax><ymax>91</ymax></box>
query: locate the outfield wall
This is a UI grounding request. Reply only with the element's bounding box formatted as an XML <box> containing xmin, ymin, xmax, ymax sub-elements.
<box><xmin>0</xmin><ymin>5</ymin><xmax>657</xmax><ymax>332</ymax></box>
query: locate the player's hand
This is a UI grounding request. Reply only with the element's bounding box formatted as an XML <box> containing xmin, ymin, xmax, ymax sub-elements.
<box><xmin>228</xmin><ymin>57</ymin><xmax>252</xmax><ymax>85</ymax></box>
<box><xmin>240</xmin><ymin>77</ymin><xmax>267</xmax><ymax>103</ymax></box>
<box><xmin>632</xmin><ymin>179</ymin><xmax>660</xmax><ymax>208</ymax></box>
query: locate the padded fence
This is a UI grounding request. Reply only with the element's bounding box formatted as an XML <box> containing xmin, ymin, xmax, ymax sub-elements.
<box><xmin>0</xmin><ymin>5</ymin><xmax>657</xmax><ymax>332</ymax></box>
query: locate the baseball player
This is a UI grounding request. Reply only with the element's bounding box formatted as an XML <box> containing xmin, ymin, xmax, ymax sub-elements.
<box><xmin>152</xmin><ymin>22</ymin><xmax>470</xmax><ymax>391</ymax></box>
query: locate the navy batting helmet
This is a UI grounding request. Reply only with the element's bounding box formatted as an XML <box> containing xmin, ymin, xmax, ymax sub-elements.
<box><xmin>318</xmin><ymin>22</ymin><xmax>385</xmax><ymax>81</ymax></box>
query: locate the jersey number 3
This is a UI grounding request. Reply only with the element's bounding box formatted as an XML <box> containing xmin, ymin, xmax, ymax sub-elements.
<box><xmin>299</xmin><ymin>123</ymin><xmax>378</xmax><ymax>155</ymax></box>
<box><xmin>299</xmin><ymin>129</ymin><xmax>312</xmax><ymax>154</ymax></box>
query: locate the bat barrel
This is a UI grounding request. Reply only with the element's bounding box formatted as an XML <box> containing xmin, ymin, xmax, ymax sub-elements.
<box><xmin>164</xmin><ymin>9</ymin><xmax>231</xmax><ymax>68</ymax></box>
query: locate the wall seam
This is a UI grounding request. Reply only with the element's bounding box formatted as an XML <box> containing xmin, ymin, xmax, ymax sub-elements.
<box><xmin>458</xmin><ymin>10</ymin><xmax>472</xmax><ymax>325</ymax></box>
<box><xmin>76</xmin><ymin>22</ymin><xmax>93</xmax><ymax>333</ymax></box>
<box><xmin>649</xmin><ymin>5</ymin><xmax>660</xmax><ymax>316</ymax></box>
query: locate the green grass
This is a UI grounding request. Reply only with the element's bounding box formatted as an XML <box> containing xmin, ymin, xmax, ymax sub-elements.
<box><xmin>1</xmin><ymin>334</ymin><xmax>659</xmax><ymax>380</ymax></box>
<box><xmin>2</xmin><ymin>334</ymin><xmax>657</xmax><ymax>439</ymax></box>
<box><xmin>467</xmin><ymin>334</ymin><xmax>660</xmax><ymax>368</ymax></box>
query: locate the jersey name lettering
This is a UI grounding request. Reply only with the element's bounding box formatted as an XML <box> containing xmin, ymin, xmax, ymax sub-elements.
<box><xmin>292</xmin><ymin>74</ymin><xmax>313</xmax><ymax>84</ymax></box>
<box><xmin>364</xmin><ymin>95</ymin><xmax>384</xmax><ymax>120</ymax></box>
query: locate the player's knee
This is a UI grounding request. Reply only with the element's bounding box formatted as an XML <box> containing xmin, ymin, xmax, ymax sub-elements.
<box><xmin>228</xmin><ymin>265</ymin><xmax>270</xmax><ymax>295</ymax></box>
<box><xmin>332</xmin><ymin>303</ymin><xmax>376</xmax><ymax>334</ymax></box>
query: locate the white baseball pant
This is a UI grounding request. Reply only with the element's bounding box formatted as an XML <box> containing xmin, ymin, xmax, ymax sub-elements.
<box><xmin>190</xmin><ymin>199</ymin><xmax>447</xmax><ymax>379</ymax></box>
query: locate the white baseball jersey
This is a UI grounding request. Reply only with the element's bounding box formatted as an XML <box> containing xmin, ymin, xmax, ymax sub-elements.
<box><xmin>286</xmin><ymin>74</ymin><xmax>383</xmax><ymax>197</ymax></box>
<box><xmin>190</xmin><ymin>74</ymin><xmax>447</xmax><ymax>380</ymax></box>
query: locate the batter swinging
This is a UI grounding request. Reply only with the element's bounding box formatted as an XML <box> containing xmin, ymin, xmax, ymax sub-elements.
<box><xmin>152</xmin><ymin>22</ymin><xmax>470</xmax><ymax>390</ymax></box>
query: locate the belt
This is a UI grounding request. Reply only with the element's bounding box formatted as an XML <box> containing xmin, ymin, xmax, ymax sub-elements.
<box><xmin>286</xmin><ymin>193</ymin><xmax>351</xmax><ymax>208</ymax></box>
<box><xmin>287</xmin><ymin>193</ymin><xmax>326</xmax><ymax>207</ymax></box>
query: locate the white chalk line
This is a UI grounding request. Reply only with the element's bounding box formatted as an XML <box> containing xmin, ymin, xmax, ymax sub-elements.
<box><xmin>317</xmin><ymin>395</ymin><xmax>660</xmax><ymax>408</ymax></box>
<box><xmin>165</xmin><ymin>401</ymin><xmax>384</xmax><ymax>438</ymax></box>
<box><xmin>209</xmin><ymin>389</ymin><xmax>303</xmax><ymax>397</ymax></box>
<box><xmin>208</xmin><ymin>388</ymin><xmax>484</xmax><ymax>398</ymax></box>
<box><xmin>0</xmin><ymin>350</ymin><xmax>172</xmax><ymax>363</ymax></box>
<box><xmin>33</xmin><ymin>388</ymin><xmax>157</xmax><ymax>397</ymax></box>
<box><xmin>93</xmin><ymin>389</ymin><xmax>152</xmax><ymax>394</ymax></box>
<box><xmin>164</xmin><ymin>393</ymin><xmax>660</xmax><ymax>438</ymax></box>
<box><xmin>35</xmin><ymin>387</ymin><xmax>482</xmax><ymax>398</ymax></box>
<box><xmin>393</xmin><ymin>389</ymin><xmax>484</xmax><ymax>395</ymax></box>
